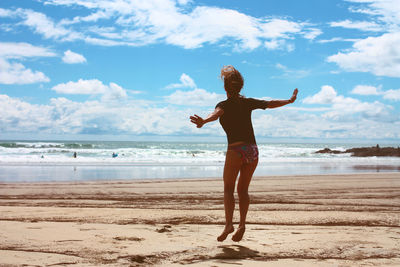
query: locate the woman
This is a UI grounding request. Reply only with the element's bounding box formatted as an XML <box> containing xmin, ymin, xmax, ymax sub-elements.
<box><xmin>190</xmin><ymin>65</ymin><xmax>298</xmax><ymax>242</ymax></box>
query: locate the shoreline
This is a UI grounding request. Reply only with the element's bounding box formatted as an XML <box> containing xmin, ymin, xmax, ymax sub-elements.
<box><xmin>1</xmin><ymin>173</ymin><xmax>399</xmax><ymax>266</ymax></box>
<box><xmin>0</xmin><ymin>171</ymin><xmax>399</xmax><ymax>184</ymax></box>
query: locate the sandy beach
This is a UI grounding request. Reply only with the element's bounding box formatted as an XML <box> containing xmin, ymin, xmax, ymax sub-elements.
<box><xmin>0</xmin><ymin>173</ymin><xmax>399</xmax><ymax>266</ymax></box>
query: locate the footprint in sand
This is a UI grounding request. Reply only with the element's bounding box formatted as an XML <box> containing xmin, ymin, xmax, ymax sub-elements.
<box><xmin>114</xmin><ymin>236</ymin><xmax>144</xmax><ymax>241</ymax></box>
<box><xmin>156</xmin><ymin>225</ymin><xmax>172</xmax><ymax>233</ymax></box>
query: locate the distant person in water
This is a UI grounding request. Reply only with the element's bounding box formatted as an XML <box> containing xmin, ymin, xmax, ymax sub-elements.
<box><xmin>190</xmin><ymin>65</ymin><xmax>298</xmax><ymax>242</ymax></box>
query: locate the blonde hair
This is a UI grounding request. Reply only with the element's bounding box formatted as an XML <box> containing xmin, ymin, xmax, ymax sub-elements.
<box><xmin>220</xmin><ymin>65</ymin><xmax>244</xmax><ymax>97</ymax></box>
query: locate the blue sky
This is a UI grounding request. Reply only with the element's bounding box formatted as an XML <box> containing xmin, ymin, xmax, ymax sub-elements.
<box><xmin>0</xmin><ymin>0</ymin><xmax>399</xmax><ymax>142</ymax></box>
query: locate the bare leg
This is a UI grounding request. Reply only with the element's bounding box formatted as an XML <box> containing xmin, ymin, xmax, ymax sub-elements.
<box><xmin>217</xmin><ymin>150</ymin><xmax>242</xmax><ymax>242</ymax></box>
<box><xmin>232</xmin><ymin>158</ymin><xmax>258</xmax><ymax>242</ymax></box>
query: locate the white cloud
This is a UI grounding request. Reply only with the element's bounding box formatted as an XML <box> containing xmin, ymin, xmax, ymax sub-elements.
<box><xmin>84</xmin><ymin>36</ymin><xmax>129</xmax><ymax>46</ymax></box>
<box><xmin>163</xmin><ymin>6</ymin><xmax>262</xmax><ymax>50</ymax></box>
<box><xmin>51</xmin><ymin>79</ymin><xmax>127</xmax><ymax>101</ymax></box>
<box><xmin>273</xmin><ymin>63</ymin><xmax>309</xmax><ymax>79</ymax></box>
<box><xmin>0</xmin><ymin>42</ymin><xmax>55</xmax><ymax>84</ymax></box>
<box><xmin>0</xmin><ymin>93</ymin><xmax>195</xmax><ymax>136</ymax></box>
<box><xmin>177</xmin><ymin>0</ymin><xmax>191</xmax><ymax>5</ymax></box>
<box><xmin>165</xmin><ymin>88</ymin><xmax>224</xmax><ymax>106</ymax></box>
<box><xmin>259</xmin><ymin>19</ymin><xmax>302</xmax><ymax>39</ymax></box>
<box><xmin>275</xmin><ymin>63</ymin><xmax>286</xmax><ymax>70</ymax></box>
<box><xmin>346</xmin><ymin>0</ymin><xmax>400</xmax><ymax>27</ymax></box>
<box><xmin>383</xmin><ymin>89</ymin><xmax>400</xmax><ymax>101</ymax></box>
<box><xmin>327</xmin><ymin>32</ymin><xmax>400</xmax><ymax>77</ymax></box>
<box><xmin>52</xmin><ymin>79</ymin><xmax>107</xmax><ymax>94</ymax></box>
<box><xmin>101</xmin><ymin>82</ymin><xmax>128</xmax><ymax>101</ymax></box>
<box><xmin>351</xmin><ymin>84</ymin><xmax>400</xmax><ymax>101</ymax></box>
<box><xmin>62</xmin><ymin>50</ymin><xmax>87</xmax><ymax>64</ymax></box>
<box><xmin>302</xmin><ymin>28</ymin><xmax>323</xmax><ymax>40</ymax></box>
<box><xmin>264</xmin><ymin>39</ymin><xmax>294</xmax><ymax>52</ymax></box>
<box><xmin>351</xmin><ymin>85</ymin><xmax>381</xmax><ymax>95</ymax></box>
<box><xmin>0</xmin><ymin>90</ymin><xmax>398</xmax><ymax>139</ymax></box>
<box><xmin>252</xmin><ymin>107</ymin><xmax>399</xmax><ymax>139</ymax></box>
<box><xmin>264</xmin><ymin>39</ymin><xmax>280</xmax><ymax>50</ymax></box>
<box><xmin>317</xmin><ymin>37</ymin><xmax>361</xmax><ymax>43</ymax></box>
<box><xmin>0</xmin><ymin>8</ymin><xmax>16</xmax><ymax>18</ymax></box>
<box><xmin>0</xmin><ymin>58</ymin><xmax>50</xmax><ymax>84</ymax></box>
<box><xmin>303</xmin><ymin>85</ymin><xmax>337</xmax><ymax>104</ymax></box>
<box><xmin>0</xmin><ymin>94</ymin><xmax>53</xmax><ymax>133</ymax></box>
<box><xmin>38</xmin><ymin>0</ymin><xmax>320</xmax><ymax>51</ymax></box>
<box><xmin>302</xmin><ymin>85</ymin><xmax>392</xmax><ymax>122</ymax></box>
<box><xmin>327</xmin><ymin>1</ymin><xmax>400</xmax><ymax>77</ymax></box>
<box><xmin>164</xmin><ymin>73</ymin><xmax>224</xmax><ymax>106</ymax></box>
<box><xmin>0</xmin><ymin>42</ymin><xmax>56</xmax><ymax>58</ymax></box>
<box><xmin>329</xmin><ymin>19</ymin><xmax>383</xmax><ymax>32</ymax></box>
<box><xmin>166</xmin><ymin>73</ymin><xmax>196</xmax><ymax>89</ymax></box>
<box><xmin>60</xmin><ymin>10</ymin><xmax>110</xmax><ymax>25</ymax></box>
<box><xmin>20</xmin><ymin>9</ymin><xmax>82</xmax><ymax>41</ymax></box>
<box><xmin>178</xmin><ymin>73</ymin><xmax>196</xmax><ymax>88</ymax></box>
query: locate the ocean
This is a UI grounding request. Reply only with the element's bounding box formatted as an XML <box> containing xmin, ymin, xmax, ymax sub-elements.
<box><xmin>0</xmin><ymin>140</ymin><xmax>399</xmax><ymax>182</ymax></box>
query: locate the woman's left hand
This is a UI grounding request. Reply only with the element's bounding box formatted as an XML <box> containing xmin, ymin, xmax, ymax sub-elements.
<box><xmin>190</xmin><ymin>115</ymin><xmax>205</xmax><ymax>128</ymax></box>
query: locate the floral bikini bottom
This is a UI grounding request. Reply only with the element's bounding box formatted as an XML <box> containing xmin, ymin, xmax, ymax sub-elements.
<box><xmin>228</xmin><ymin>143</ymin><xmax>259</xmax><ymax>164</ymax></box>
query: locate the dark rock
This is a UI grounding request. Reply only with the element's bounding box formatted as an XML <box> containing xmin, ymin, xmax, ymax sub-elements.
<box><xmin>316</xmin><ymin>146</ymin><xmax>400</xmax><ymax>157</ymax></box>
<box><xmin>315</xmin><ymin>148</ymin><xmax>342</xmax><ymax>154</ymax></box>
<box><xmin>345</xmin><ymin>146</ymin><xmax>400</xmax><ymax>157</ymax></box>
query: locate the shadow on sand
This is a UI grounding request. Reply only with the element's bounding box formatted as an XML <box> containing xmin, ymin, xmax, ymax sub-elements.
<box><xmin>214</xmin><ymin>245</ymin><xmax>260</xmax><ymax>260</ymax></box>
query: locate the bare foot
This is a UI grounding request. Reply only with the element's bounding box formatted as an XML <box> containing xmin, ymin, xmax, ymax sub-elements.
<box><xmin>232</xmin><ymin>225</ymin><xmax>245</xmax><ymax>242</ymax></box>
<box><xmin>217</xmin><ymin>225</ymin><xmax>234</xmax><ymax>242</ymax></box>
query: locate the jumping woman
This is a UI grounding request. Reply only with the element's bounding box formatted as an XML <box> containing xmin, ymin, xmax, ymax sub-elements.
<box><xmin>190</xmin><ymin>65</ymin><xmax>298</xmax><ymax>242</ymax></box>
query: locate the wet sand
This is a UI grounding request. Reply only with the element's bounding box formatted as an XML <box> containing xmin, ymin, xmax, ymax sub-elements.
<box><xmin>0</xmin><ymin>173</ymin><xmax>399</xmax><ymax>266</ymax></box>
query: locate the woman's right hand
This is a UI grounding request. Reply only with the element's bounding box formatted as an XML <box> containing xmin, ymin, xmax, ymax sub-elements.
<box><xmin>190</xmin><ymin>115</ymin><xmax>205</xmax><ymax>128</ymax></box>
<box><xmin>289</xmin><ymin>88</ymin><xmax>298</xmax><ymax>103</ymax></box>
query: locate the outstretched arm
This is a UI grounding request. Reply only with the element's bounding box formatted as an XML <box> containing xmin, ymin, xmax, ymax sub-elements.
<box><xmin>190</xmin><ymin>107</ymin><xmax>224</xmax><ymax>128</ymax></box>
<box><xmin>267</xmin><ymin>88</ymin><xmax>298</xmax><ymax>109</ymax></box>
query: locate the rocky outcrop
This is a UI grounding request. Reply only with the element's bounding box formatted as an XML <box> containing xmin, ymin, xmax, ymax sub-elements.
<box><xmin>315</xmin><ymin>148</ymin><xmax>342</xmax><ymax>154</ymax></box>
<box><xmin>316</xmin><ymin>145</ymin><xmax>400</xmax><ymax>157</ymax></box>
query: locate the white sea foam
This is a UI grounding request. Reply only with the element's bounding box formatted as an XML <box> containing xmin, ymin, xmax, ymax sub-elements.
<box><xmin>0</xmin><ymin>141</ymin><xmax>399</xmax><ymax>166</ymax></box>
